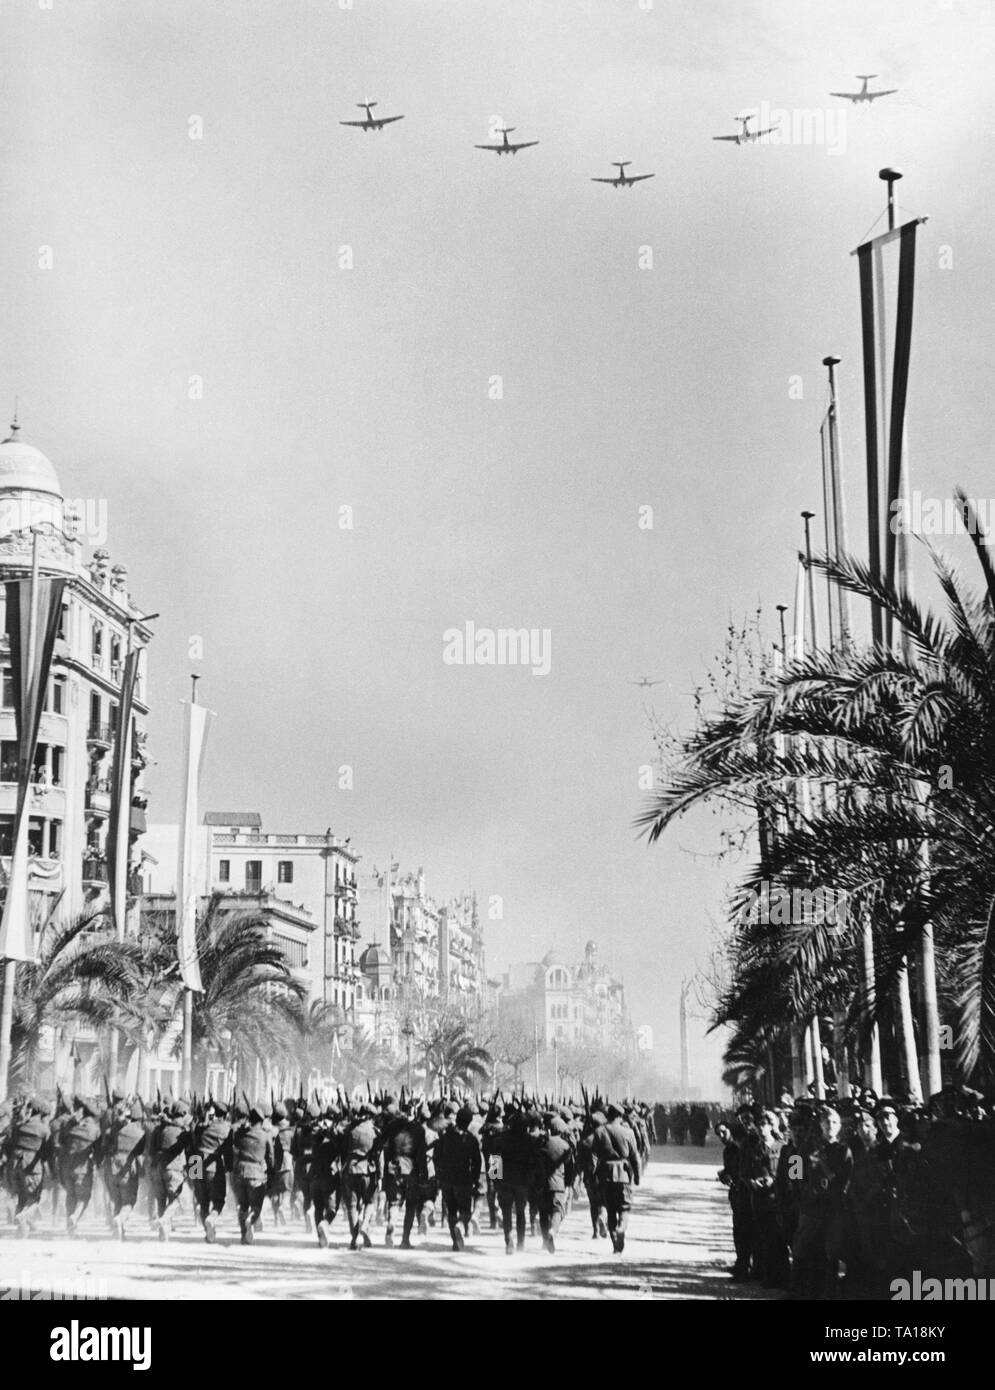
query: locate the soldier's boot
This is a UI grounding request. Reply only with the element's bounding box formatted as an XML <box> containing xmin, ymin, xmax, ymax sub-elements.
<box><xmin>451</xmin><ymin>1224</ymin><xmax>464</xmax><ymax>1252</ymax></box>
<box><xmin>157</xmin><ymin>1215</ymin><xmax>170</xmax><ymax>1243</ymax></box>
<box><xmin>384</xmin><ymin>1221</ymin><xmax>394</xmax><ymax>1248</ymax></box>
<box><xmin>360</xmin><ymin>1225</ymin><xmax>372</xmax><ymax>1249</ymax></box>
<box><xmin>15</xmin><ymin>1211</ymin><xmax>30</xmax><ymax>1239</ymax></box>
<box><xmin>67</xmin><ymin>1210</ymin><xmax>79</xmax><ymax>1237</ymax></box>
<box><xmin>316</xmin><ymin>1219</ymin><xmax>329</xmax><ymax>1248</ymax></box>
<box><xmin>504</xmin><ymin>1237</ymin><xmax>515</xmax><ymax>1256</ymax></box>
<box><xmin>303</xmin><ymin>1210</ymin><xmax>313</xmax><ymax>1234</ymax></box>
<box><xmin>204</xmin><ymin>1214</ymin><xmax>216</xmax><ymax>1244</ymax></box>
<box><xmin>418</xmin><ymin>1211</ymin><xmax>427</xmax><ymax>1236</ymax></box>
<box><xmin>597</xmin><ymin>1215</ymin><xmax>608</xmax><ymax>1238</ymax></box>
<box><xmin>543</xmin><ymin>1234</ymin><xmax>555</xmax><ymax>1253</ymax></box>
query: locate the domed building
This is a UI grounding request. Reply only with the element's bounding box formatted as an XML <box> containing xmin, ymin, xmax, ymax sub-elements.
<box><xmin>0</xmin><ymin>417</ymin><xmax>155</xmax><ymax>934</ymax></box>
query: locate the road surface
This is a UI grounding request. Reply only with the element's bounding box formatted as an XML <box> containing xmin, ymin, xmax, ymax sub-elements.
<box><xmin>0</xmin><ymin>1144</ymin><xmax>780</xmax><ymax>1300</ymax></box>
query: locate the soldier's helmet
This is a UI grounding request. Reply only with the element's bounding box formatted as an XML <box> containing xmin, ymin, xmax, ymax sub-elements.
<box><xmin>172</xmin><ymin>1100</ymin><xmax>190</xmax><ymax>1119</ymax></box>
<box><xmin>456</xmin><ymin>1105</ymin><xmax>475</xmax><ymax>1129</ymax></box>
<box><xmin>272</xmin><ymin>1102</ymin><xmax>288</xmax><ymax>1121</ymax></box>
<box><xmin>249</xmin><ymin>1101</ymin><xmax>267</xmax><ymax>1123</ymax></box>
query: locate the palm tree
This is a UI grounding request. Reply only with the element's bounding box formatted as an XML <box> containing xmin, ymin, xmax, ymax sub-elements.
<box><xmin>420</xmin><ymin>1012</ymin><xmax>491</xmax><ymax>1091</ymax></box>
<box><xmin>136</xmin><ymin>893</ymin><xmax>304</xmax><ymax>1095</ymax></box>
<box><xmin>637</xmin><ymin>503</ymin><xmax>995</xmax><ymax>1090</ymax></box>
<box><xmin>9</xmin><ymin>908</ymin><xmax>134</xmax><ymax>1092</ymax></box>
<box><xmin>290</xmin><ymin>998</ymin><xmax>345</xmax><ymax>1091</ymax></box>
<box><xmin>336</xmin><ymin>1027</ymin><xmax>393</xmax><ymax>1093</ymax></box>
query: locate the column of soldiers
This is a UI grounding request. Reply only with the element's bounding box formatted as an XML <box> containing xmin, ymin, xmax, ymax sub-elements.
<box><xmin>0</xmin><ymin>1088</ymin><xmax>655</xmax><ymax>1257</ymax></box>
<box><xmin>714</xmin><ymin>1086</ymin><xmax>995</xmax><ymax>1298</ymax></box>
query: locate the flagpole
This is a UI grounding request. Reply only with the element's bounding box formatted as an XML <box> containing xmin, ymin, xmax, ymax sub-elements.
<box><xmin>180</xmin><ymin>674</ymin><xmax>199</xmax><ymax>1095</ymax></box>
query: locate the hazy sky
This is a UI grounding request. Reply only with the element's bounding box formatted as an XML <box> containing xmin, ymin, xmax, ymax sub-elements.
<box><xmin>2</xmin><ymin>0</ymin><xmax>993</xmax><ymax>1092</ymax></box>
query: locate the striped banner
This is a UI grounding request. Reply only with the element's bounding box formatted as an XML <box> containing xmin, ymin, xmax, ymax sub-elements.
<box><xmin>176</xmin><ymin>699</ymin><xmax>212</xmax><ymax>992</ymax></box>
<box><xmin>856</xmin><ymin>220</ymin><xmax>921</xmax><ymax>648</ymax></box>
<box><xmin>0</xmin><ymin>576</ymin><xmax>66</xmax><ymax>962</ymax></box>
<box><xmin>106</xmin><ymin>647</ymin><xmax>140</xmax><ymax>939</ymax></box>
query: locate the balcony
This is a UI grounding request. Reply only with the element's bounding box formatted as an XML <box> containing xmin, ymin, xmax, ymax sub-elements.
<box><xmin>85</xmin><ymin>778</ymin><xmax>112</xmax><ymax>815</ymax></box>
<box><xmin>82</xmin><ymin>855</ymin><xmax>108</xmax><ymax>886</ymax></box>
<box><xmin>87</xmin><ymin>722</ymin><xmax>115</xmax><ymax>750</ymax></box>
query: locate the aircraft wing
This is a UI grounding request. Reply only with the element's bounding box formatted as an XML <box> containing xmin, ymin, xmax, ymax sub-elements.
<box><xmin>629</xmin><ymin>173</ymin><xmax>655</xmax><ymax>181</ymax></box>
<box><xmin>340</xmin><ymin>119</ymin><xmax>370</xmax><ymax>127</ymax></box>
<box><xmin>474</xmin><ymin>143</ymin><xmax>503</xmax><ymax>151</ymax></box>
<box><xmin>506</xmin><ymin>140</ymin><xmax>539</xmax><ymax>151</ymax></box>
<box><xmin>712</xmin><ymin>133</ymin><xmax>740</xmax><ymax>141</ymax></box>
<box><xmin>829</xmin><ymin>92</ymin><xmax>858</xmax><ymax>100</ymax></box>
<box><xmin>867</xmin><ymin>89</ymin><xmax>897</xmax><ymax>99</ymax></box>
<box><xmin>378</xmin><ymin>114</ymin><xmax>405</xmax><ymax>124</ymax></box>
<box><xmin>591</xmin><ymin>177</ymin><xmax>618</xmax><ymax>183</ymax></box>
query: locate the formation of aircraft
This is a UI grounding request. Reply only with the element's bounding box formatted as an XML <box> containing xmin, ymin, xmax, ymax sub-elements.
<box><xmin>591</xmin><ymin>161</ymin><xmax>655</xmax><ymax>188</ymax></box>
<box><xmin>712</xmin><ymin>114</ymin><xmax>780</xmax><ymax>145</ymax></box>
<box><xmin>474</xmin><ymin>126</ymin><xmax>539</xmax><ymax>155</ymax></box>
<box><xmin>339</xmin><ymin>101</ymin><xmax>405</xmax><ymax>131</ymax></box>
<box><xmin>830</xmin><ymin>75</ymin><xmax>897</xmax><ymax>104</ymax></box>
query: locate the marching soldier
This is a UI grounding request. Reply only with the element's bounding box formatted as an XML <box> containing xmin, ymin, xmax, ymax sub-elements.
<box><xmin>56</xmin><ymin>1095</ymin><xmax>101</xmax><ymax>1236</ymax></box>
<box><xmin>479</xmin><ymin>1101</ymin><xmax>505</xmax><ymax>1231</ymax></box>
<box><xmin>147</xmin><ymin>1099</ymin><xmax>191</xmax><ymax>1241</ymax></box>
<box><xmin>291</xmin><ymin>1101</ymin><xmax>320</xmax><ymax>1233</ymax></box>
<box><xmin>230</xmin><ymin>1100</ymin><xmax>274</xmax><ymax>1245</ymax></box>
<box><xmin>102</xmin><ymin>1098</ymin><xmax>147</xmax><ymax>1240</ymax></box>
<box><xmin>493</xmin><ymin>1107</ymin><xmax>539</xmax><ymax>1255</ymax></box>
<box><xmin>7</xmin><ymin>1097</ymin><xmax>52</xmax><ymax>1236</ymax></box>
<box><xmin>268</xmin><ymin>1101</ymin><xmax>295</xmax><ymax>1227</ymax></box>
<box><xmin>341</xmin><ymin>1101</ymin><xmax>380</xmax><ymax>1250</ymax></box>
<box><xmin>189</xmin><ymin>1098</ymin><xmax>232</xmax><ymax>1242</ymax></box>
<box><xmin>310</xmin><ymin>1104</ymin><xmax>344</xmax><ymax>1248</ymax></box>
<box><xmin>380</xmin><ymin>1099</ymin><xmax>426</xmax><ymax>1249</ymax></box>
<box><xmin>534</xmin><ymin>1110</ymin><xmax>574</xmax><ymax>1253</ymax></box>
<box><xmin>587</xmin><ymin>1103</ymin><xmax>640</xmax><ymax>1254</ymax></box>
<box><xmin>434</xmin><ymin>1103</ymin><xmax>482</xmax><ymax>1251</ymax></box>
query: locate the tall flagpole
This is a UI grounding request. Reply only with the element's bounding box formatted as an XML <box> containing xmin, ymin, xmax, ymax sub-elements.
<box><xmin>181</xmin><ymin>674</ymin><xmax>199</xmax><ymax>1095</ymax></box>
<box><xmin>0</xmin><ymin>531</ymin><xmax>40</xmax><ymax>1101</ymax></box>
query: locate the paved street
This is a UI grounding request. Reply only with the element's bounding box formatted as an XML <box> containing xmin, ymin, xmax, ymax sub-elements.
<box><xmin>0</xmin><ymin>1145</ymin><xmax>780</xmax><ymax>1300</ymax></box>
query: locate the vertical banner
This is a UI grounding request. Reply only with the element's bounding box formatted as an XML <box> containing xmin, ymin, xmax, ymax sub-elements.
<box><xmin>0</xmin><ymin>576</ymin><xmax>66</xmax><ymax>962</ymax></box>
<box><xmin>856</xmin><ymin>220</ymin><xmax>921</xmax><ymax>648</ymax></box>
<box><xmin>176</xmin><ymin>699</ymin><xmax>212</xmax><ymax>992</ymax></box>
<box><xmin>106</xmin><ymin>648</ymin><xmax>140</xmax><ymax>939</ymax></box>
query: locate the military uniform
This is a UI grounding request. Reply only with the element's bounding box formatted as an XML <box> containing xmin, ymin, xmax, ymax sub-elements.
<box><xmin>791</xmin><ymin>1110</ymin><xmax>854</xmax><ymax>1298</ymax></box>
<box><xmin>230</xmin><ymin>1104</ymin><xmax>275</xmax><ymax>1244</ymax></box>
<box><xmin>381</xmin><ymin>1108</ymin><xmax>426</xmax><ymax>1248</ymax></box>
<box><xmin>534</xmin><ymin>1115</ymin><xmax>574</xmax><ymax>1253</ymax></box>
<box><xmin>494</xmin><ymin>1110</ymin><xmax>540</xmax><ymax>1254</ymax></box>
<box><xmin>291</xmin><ymin>1102</ymin><xmax>320</xmax><ymax>1232</ymax></box>
<box><xmin>56</xmin><ymin>1098</ymin><xmax>101</xmax><ymax>1234</ymax></box>
<box><xmin>7</xmin><ymin>1101</ymin><xmax>52</xmax><ymax>1233</ymax></box>
<box><xmin>189</xmin><ymin>1104</ymin><xmax>232</xmax><ymax>1241</ymax></box>
<box><xmin>268</xmin><ymin>1104</ymin><xmax>295</xmax><ymax>1226</ymax></box>
<box><xmin>434</xmin><ymin>1106</ymin><xmax>482</xmax><ymax>1250</ymax></box>
<box><xmin>309</xmin><ymin>1110</ymin><xmax>344</xmax><ymax>1247</ymax></box>
<box><xmin>147</xmin><ymin>1102</ymin><xmax>191</xmax><ymax>1240</ymax></box>
<box><xmin>341</xmin><ymin>1105</ymin><xmax>381</xmax><ymax>1250</ymax></box>
<box><xmin>102</xmin><ymin>1103</ymin><xmax>147</xmax><ymax>1238</ymax></box>
<box><xmin>587</xmin><ymin>1106</ymin><xmax>640</xmax><ymax>1253</ymax></box>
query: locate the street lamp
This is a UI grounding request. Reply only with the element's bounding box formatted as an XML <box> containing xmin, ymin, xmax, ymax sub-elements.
<box><xmin>401</xmin><ymin>1020</ymin><xmax>415</xmax><ymax>1091</ymax></box>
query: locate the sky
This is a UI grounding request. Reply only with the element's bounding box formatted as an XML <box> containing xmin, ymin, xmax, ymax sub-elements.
<box><xmin>1</xmin><ymin>0</ymin><xmax>993</xmax><ymax>1093</ymax></box>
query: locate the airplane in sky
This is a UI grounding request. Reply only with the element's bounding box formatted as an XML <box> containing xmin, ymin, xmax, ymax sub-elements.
<box><xmin>830</xmin><ymin>75</ymin><xmax>897</xmax><ymax>104</ymax></box>
<box><xmin>340</xmin><ymin>102</ymin><xmax>405</xmax><ymax>131</ymax></box>
<box><xmin>475</xmin><ymin>126</ymin><xmax>539</xmax><ymax>155</ymax></box>
<box><xmin>591</xmin><ymin>161</ymin><xmax>655</xmax><ymax>188</ymax></box>
<box><xmin>712</xmin><ymin>114</ymin><xmax>780</xmax><ymax>145</ymax></box>
<box><xmin>629</xmin><ymin>677</ymin><xmax>664</xmax><ymax>689</ymax></box>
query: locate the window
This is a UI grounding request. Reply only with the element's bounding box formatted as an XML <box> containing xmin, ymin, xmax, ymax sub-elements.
<box><xmin>57</xmin><ymin>602</ymin><xmax>68</xmax><ymax>641</ymax></box>
<box><xmin>0</xmin><ymin>815</ymin><xmax>12</xmax><ymax>855</ymax></box>
<box><xmin>2</xmin><ymin>669</ymin><xmax>12</xmax><ymax>710</ymax></box>
<box><xmin>245</xmin><ymin>860</ymin><xmax>262</xmax><ymax>892</ymax></box>
<box><xmin>355</xmin><ymin>985</ymin><xmax>364</xmax><ymax>1001</ymax></box>
<box><xmin>89</xmin><ymin>692</ymin><xmax>101</xmax><ymax>732</ymax></box>
<box><xmin>48</xmin><ymin>820</ymin><xmax>62</xmax><ymax>858</ymax></box>
<box><xmin>273</xmin><ymin>933</ymin><xmax>307</xmax><ymax>970</ymax></box>
<box><xmin>91</xmin><ymin>623</ymin><xmax>104</xmax><ymax>667</ymax></box>
<box><xmin>48</xmin><ymin>676</ymin><xmax>66</xmax><ymax>715</ymax></box>
<box><xmin>0</xmin><ymin>741</ymin><xmax>17</xmax><ymax>781</ymax></box>
<box><xmin>218</xmin><ymin>859</ymin><xmax>230</xmax><ymax>883</ymax></box>
<box><xmin>277</xmin><ymin>860</ymin><xmax>293</xmax><ymax>884</ymax></box>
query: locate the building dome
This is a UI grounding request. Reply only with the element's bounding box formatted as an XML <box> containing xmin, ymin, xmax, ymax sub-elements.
<box><xmin>541</xmin><ymin>949</ymin><xmax>564</xmax><ymax>968</ymax></box>
<box><xmin>0</xmin><ymin>425</ymin><xmax>62</xmax><ymax>499</ymax></box>
<box><xmin>359</xmin><ymin>942</ymin><xmax>391</xmax><ymax>972</ymax></box>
